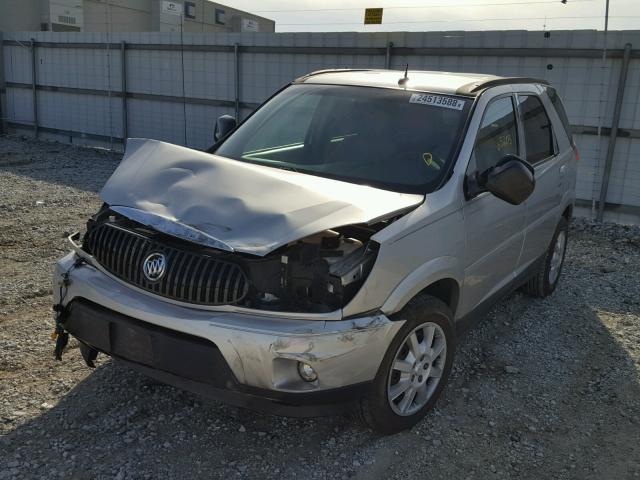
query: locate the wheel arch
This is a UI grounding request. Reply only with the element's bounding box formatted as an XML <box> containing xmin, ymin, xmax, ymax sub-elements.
<box><xmin>419</xmin><ymin>278</ymin><xmax>460</xmax><ymax>315</ymax></box>
<box><xmin>380</xmin><ymin>256</ymin><xmax>463</xmax><ymax>317</ymax></box>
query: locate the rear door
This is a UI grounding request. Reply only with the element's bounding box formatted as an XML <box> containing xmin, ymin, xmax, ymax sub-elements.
<box><xmin>515</xmin><ymin>87</ymin><xmax>573</xmax><ymax>271</ymax></box>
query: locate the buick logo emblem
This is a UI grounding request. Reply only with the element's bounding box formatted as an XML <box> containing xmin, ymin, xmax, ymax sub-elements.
<box><xmin>143</xmin><ymin>253</ymin><xmax>166</xmax><ymax>282</ymax></box>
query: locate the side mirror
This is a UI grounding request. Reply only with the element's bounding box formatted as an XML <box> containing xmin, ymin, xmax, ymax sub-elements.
<box><xmin>213</xmin><ymin>115</ymin><xmax>237</xmax><ymax>142</ymax></box>
<box><xmin>466</xmin><ymin>155</ymin><xmax>535</xmax><ymax>205</ymax></box>
<box><xmin>482</xmin><ymin>155</ymin><xmax>535</xmax><ymax>205</ymax></box>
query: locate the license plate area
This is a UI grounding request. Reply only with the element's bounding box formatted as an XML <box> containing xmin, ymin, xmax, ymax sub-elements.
<box><xmin>65</xmin><ymin>299</ymin><xmax>238</xmax><ymax>387</ymax></box>
<box><xmin>111</xmin><ymin>323</ymin><xmax>154</xmax><ymax>365</ymax></box>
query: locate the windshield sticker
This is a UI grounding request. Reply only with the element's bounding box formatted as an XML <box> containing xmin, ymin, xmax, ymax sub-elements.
<box><xmin>409</xmin><ymin>94</ymin><xmax>465</xmax><ymax>110</ymax></box>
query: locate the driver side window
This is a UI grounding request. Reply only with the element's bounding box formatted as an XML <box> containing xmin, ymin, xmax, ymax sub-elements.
<box><xmin>473</xmin><ymin>96</ymin><xmax>519</xmax><ymax>173</ymax></box>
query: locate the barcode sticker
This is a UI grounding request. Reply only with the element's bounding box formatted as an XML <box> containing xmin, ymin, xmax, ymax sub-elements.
<box><xmin>409</xmin><ymin>93</ymin><xmax>465</xmax><ymax>110</ymax></box>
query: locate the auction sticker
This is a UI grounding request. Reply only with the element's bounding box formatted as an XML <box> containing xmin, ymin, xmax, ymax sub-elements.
<box><xmin>409</xmin><ymin>93</ymin><xmax>465</xmax><ymax>110</ymax></box>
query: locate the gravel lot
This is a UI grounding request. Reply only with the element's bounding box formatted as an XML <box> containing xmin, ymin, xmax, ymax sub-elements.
<box><xmin>1</xmin><ymin>135</ymin><xmax>639</xmax><ymax>479</ymax></box>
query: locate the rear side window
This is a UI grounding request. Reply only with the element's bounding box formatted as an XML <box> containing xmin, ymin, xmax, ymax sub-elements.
<box><xmin>546</xmin><ymin>87</ymin><xmax>574</xmax><ymax>145</ymax></box>
<box><xmin>473</xmin><ymin>96</ymin><xmax>519</xmax><ymax>173</ymax></box>
<box><xmin>517</xmin><ymin>95</ymin><xmax>556</xmax><ymax>164</ymax></box>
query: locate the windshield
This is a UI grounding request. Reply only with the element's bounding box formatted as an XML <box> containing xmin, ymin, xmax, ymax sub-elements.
<box><xmin>214</xmin><ymin>84</ymin><xmax>471</xmax><ymax>193</ymax></box>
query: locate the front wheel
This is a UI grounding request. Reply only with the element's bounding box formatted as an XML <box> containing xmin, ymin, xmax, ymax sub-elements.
<box><xmin>358</xmin><ymin>295</ymin><xmax>455</xmax><ymax>434</ymax></box>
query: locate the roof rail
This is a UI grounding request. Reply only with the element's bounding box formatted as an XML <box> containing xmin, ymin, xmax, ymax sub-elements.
<box><xmin>293</xmin><ymin>68</ymin><xmax>374</xmax><ymax>83</ymax></box>
<box><xmin>456</xmin><ymin>77</ymin><xmax>550</xmax><ymax>96</ymax></box>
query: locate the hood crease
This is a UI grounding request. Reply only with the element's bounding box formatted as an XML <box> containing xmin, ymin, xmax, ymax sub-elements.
<box><xmin>100</xmin><ymin>139</ymin><xmax>424</xmax><ymax>256</ymax></box>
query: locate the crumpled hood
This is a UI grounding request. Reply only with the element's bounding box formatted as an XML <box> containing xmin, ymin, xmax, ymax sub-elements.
<box><xmin>100</xmin><ymin>139</ymin><xmax>424</xmax><ymax>256</ymax></box>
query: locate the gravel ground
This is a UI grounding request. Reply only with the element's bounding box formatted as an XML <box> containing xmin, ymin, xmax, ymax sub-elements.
<box><xmin>1</xmin><ymin>135</ymin><xmax>639</xmax><ymax>479</ymax></box>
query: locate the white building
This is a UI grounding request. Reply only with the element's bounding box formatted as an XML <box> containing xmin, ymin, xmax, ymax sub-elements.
<box><xmin>0</xmin><ymin>0</ymin><xmax>275</xmax><ymax>33</ymax></box>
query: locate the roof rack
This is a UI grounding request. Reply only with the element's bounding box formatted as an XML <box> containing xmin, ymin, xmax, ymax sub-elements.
<box><xmin>456</xmin><ymin>77</ymin><xmax>550</xmax><ymax>96</ymax></box>
<box><xmin>293</xmin><ymin>68</ymin><xmax>374</xmax><ymax>83</ymax></box>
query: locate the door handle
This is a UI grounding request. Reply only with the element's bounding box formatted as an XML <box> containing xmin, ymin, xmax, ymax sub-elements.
<box><xmin>559</xmin><ymin>165</ymin><xmax>567</xmax><ymax>177</ymax></box>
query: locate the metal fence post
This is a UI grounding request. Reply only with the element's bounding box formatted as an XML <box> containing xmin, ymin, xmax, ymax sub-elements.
<box><xmin>30</xmin><ymin>38</ymin><xmax>38</xmax><ymax>137</ymax></box>
<box><xmin>121</xmin><ymin>40</ymin><xmax>128</xmax><ymax>143</ymax></box>
<box><xmin>0</xmin><ymin>32</ymin><xmax>7</xmax><ymax>134</ymax></box>
<box><xmin>385</xmin><ymin>41</ymin><xmax>393</xmax><ymax>69</ymax></box>
<box><xmin>234</xmin><ymin>43</ymin><xmax>240</xmax><ymax>121</ymax></box>
<box><xmin>596</xmin><ymin>42</ymin><xmax>632</xmax><ymax>222</ymax></box>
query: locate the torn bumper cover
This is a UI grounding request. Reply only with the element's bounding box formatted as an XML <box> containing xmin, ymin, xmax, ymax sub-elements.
<box><xmin>53</xmin><ymin>252</ymin><xmax>404</xmax><ymax>416</ymax></box>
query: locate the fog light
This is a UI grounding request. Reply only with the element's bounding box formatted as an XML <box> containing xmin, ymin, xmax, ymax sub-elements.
<box><xmin>297</xmin><ymin>362</ymin><xmax>318</xmax><ymax>382</ymax></box>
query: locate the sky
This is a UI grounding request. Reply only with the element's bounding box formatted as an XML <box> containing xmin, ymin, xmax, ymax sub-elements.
<box><xmin>229</xmin><ymin>0</ymin><xmax>640</xmax><ymax>32</ymax></box>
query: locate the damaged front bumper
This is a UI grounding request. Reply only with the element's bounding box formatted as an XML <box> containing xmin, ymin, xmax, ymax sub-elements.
<box><xmin>53</xmin><ymin>248</ymin><xmax>403</xmax><ymax>416</ymax></box>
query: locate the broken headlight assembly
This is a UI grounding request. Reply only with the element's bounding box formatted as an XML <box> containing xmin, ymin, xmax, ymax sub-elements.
<box><xmin>247</xmin><ymin>228</ymin><xmax>379</xmax><ymax>313</ymax></box>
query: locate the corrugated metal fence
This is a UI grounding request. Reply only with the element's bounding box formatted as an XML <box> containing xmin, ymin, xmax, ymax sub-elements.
<box><xmin>1</xmin><ymin>30</ymin><xmax>639</xmax><ymax>222</ymax></box>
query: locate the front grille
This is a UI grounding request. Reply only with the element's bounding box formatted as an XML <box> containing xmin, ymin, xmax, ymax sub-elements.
<box><xmin>84</xmin><ymin>223</ymin><xmax>249</xmax><ymax>305</ymax></box>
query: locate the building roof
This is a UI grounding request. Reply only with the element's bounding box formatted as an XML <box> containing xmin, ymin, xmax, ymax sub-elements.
<box><xmin>296</xmin><ymin>69</ymin><xmax>548</xmax><ymax>96</ymax></box>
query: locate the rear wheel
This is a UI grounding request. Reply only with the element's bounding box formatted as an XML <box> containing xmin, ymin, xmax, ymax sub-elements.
<box><xmin>359</xmin><ymin>295</ymin><xmax>455</xmax><ymax>434</ymax></box>
<box><xmin>522</xmin><ymin>216</ymin><xmax>569</xmax><ymax>297</ymax></box>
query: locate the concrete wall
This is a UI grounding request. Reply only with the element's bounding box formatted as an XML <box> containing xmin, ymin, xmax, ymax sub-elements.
<box><xmin>1</xmin><ymin>29</ymin><xmax>639</xmax><ymax>222</ymax></box>
<box><xmin>84</xmin><ymin>0</ymin><xmax>153</xmax><ymax>32</ymax></box>
<box><xmin>182</xmin><ymin>1</ymin><xmax>274</xmax><ymax>33</ymax></box>
<box><xmin>0</xmin><ymin>0</ymin><xmax>44</xmax><ymax>33</ymax></box>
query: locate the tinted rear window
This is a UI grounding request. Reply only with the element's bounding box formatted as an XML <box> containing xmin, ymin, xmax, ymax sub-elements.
<box><xmin>546</xmin><ymin>87</ymin><xmax>573</xmax><ymax>144</ymax></box>
<box><xmin>517</xmin><ymin>95</ymin><xmax>556</xmax><ymax>164</ymax></box>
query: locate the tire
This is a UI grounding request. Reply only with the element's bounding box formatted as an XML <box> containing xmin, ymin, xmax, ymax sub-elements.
<box><xmin>358</xmin><ymin>295</ymin><xmax>455</xmax><ymax>434</ymax></box>
<box><xmin>522</xmin><ymin>216</ymin><xmax>569</xmax><ymax>298</ymax></box>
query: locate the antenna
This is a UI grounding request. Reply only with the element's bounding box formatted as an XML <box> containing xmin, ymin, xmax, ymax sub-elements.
<box><xmin>398</xmin><ymin>64</ymin><xmax>409</xmax><ymax>86</ymax></box>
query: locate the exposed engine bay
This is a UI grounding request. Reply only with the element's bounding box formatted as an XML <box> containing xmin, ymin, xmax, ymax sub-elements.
<box><xmin>82</xmin><ymin>205</ymin><xmax>399</xmax><ymax>313</ymax></box>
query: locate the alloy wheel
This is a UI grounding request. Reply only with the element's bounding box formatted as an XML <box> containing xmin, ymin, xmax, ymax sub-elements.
<box><xmin>548</xmin><ymin>230</ymin><xmax>566</xmax><ymax>285</ymax></box>
<box><xmin>387</xmin><ymin>322</ymin><xmax>447</xmax><ymax>416</ymax></box>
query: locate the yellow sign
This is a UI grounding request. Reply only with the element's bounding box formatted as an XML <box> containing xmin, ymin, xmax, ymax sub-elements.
<box><xmin>364</xmin><ymin>8</ymin><xmax>383</xmax><ymax>25</ymax></box>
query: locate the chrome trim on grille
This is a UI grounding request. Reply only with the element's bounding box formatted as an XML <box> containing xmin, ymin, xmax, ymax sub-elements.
<box><xmin>111</xmin><ymin>206</ymin><xmax>234</xmax><ymax>253</ymax></box>
<box><xmin>84</xmin><ymin>223</ymin><xmax>249</xmax><ymax>306</ymax></box>
<box><xmin>66</xmin><ymin>233</ymin><xmax>343</xmax><ymax>320</ymax></box>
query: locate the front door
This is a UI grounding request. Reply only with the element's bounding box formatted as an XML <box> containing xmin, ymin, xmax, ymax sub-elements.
<box><xmin>460</xmin><ymin>94</ymin><xmax>526</xmax><ymax>317</ymax></box>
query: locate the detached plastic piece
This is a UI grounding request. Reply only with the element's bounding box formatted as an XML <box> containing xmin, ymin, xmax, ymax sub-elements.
<box><xmin>79</xmin><ymin>342</ymin><xmax>99</xmax><ymax>368</ymax></box>
<box><xmin>53</xmin><ymin>327</ymin><xmax>69</xmax><ymax>361</ymax></box>
<box><xmin>52</xmin><ymin>303</ymin><xmax>69</xmax><ymax>360</ymax></box>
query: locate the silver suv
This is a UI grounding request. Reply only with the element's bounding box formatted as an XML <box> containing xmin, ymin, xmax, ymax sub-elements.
<box><xmin>53</xmin><ymin>69</ymin><xmax>577</xmax><ymax>433</ymax></box>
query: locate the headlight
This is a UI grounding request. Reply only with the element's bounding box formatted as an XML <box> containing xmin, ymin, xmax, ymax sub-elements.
<box><xmin>247</xmin><ymin>239</ymin><xmax>379</xmax><ymax>313</ymax></box>
<box><xmin>326</xmin><ymin>241</ymin><xmax>379</xmax><ymax>308</ymax></box>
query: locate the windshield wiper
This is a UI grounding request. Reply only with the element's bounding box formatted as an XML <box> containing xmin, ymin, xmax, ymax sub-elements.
<box><xmin>271</xmin><ymin>164</ymin><xmax>299</xmax><ymax>173</ymax></box>
<box><xmin>238</xmin><ymin>156</ymin><xmax>300</xmax><ymax>173</ymax></box>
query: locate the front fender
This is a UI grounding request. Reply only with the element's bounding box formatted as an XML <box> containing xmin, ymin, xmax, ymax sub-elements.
<box><xmin>380</xmin><ymin>256</ymin><xmax>464</xmax><ymax>316</ymax></box>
